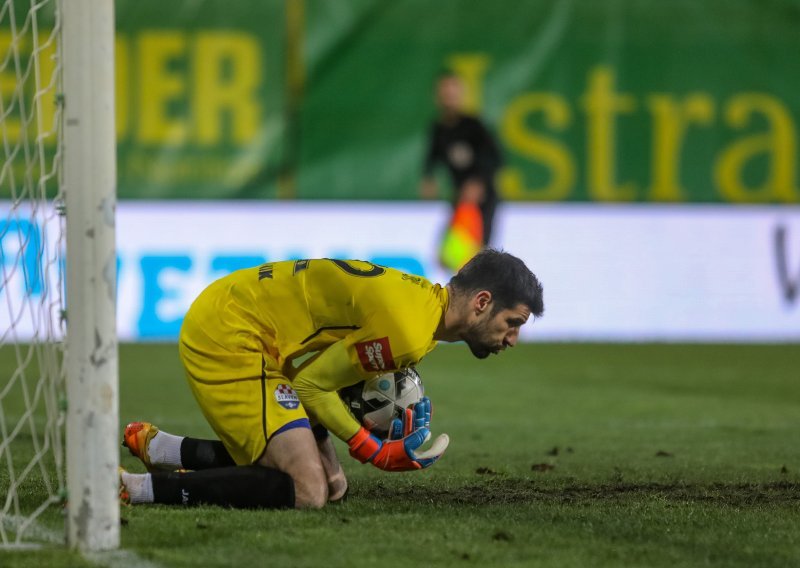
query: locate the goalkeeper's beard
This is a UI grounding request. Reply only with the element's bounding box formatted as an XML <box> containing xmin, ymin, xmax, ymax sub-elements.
<box><xmin>462</xmin><ymin>320</ymin><xmax>497</xmax><ymax>359</ymax></box>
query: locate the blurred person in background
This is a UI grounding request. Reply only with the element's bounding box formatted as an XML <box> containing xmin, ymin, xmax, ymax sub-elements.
<box><xmin>420</xmin><ymin>72</ymin><xmax>504</xmax><ymax>248</ymax></box>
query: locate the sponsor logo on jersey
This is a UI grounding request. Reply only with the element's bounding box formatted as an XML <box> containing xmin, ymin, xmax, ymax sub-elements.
<box><xmin>274</xmin><ymin>383</ymin><xmax>300</xmax><ymax>410</ymax></box>
<box><xmin>355</xmin><ymin>337</ymin><xmax>395</xmax><ymax>371</ymax></box>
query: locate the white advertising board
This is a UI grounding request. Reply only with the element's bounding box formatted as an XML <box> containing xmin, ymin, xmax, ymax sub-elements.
<box><xmin>2</xmin><ymin>201</ymin><xmax>799</xmax><ymax>341</ymax></box>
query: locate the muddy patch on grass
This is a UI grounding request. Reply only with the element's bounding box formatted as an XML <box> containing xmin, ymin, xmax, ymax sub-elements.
<box><xmin>358</xmin><ymin>479</ymin><xmax>800</xmax><ymax>508</ymax></box>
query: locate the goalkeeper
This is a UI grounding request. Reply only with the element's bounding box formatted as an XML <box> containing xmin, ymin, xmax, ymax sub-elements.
<box><xmin>121</xmin><ymin>249</ymin><xmax>544</xmax><ymax>509</ymax></box>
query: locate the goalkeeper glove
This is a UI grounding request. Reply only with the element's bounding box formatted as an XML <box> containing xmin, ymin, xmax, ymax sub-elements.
<box><xmin>348</xmin><ymin>424</ymin><xmax>448</xmax><ymax>472</ymax></box>
<box><xmin>388</xmin><ymin>397</ymin><xmax>432</xmax><ymax>440</ymax></box>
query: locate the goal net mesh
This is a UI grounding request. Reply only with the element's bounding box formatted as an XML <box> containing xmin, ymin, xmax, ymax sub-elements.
<box><xmin>0</xmin><ymin>0</ymin><xmax>66</xmax><ymax>547</ymax></box>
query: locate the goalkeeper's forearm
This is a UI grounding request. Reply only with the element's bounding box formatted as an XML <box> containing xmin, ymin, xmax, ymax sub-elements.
<box><xmin>291</xmin><ymin>340</ymin><xmax>366</xmax><ymax>442</ymax></box>
<box><xmin>292</xmin><ymin>376</ymin><xmax>361</xmax><ymax>442</ymax></box>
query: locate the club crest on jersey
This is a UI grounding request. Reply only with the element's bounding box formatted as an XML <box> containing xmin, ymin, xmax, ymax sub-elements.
<box><xmin>355</xmin><ymin>337</ymin><xmax>395</xmax><ymax>371</ymax></box>
<box><xmin>274</xmin><ymin>384</ymin><xmax>300</xmax><ymax>409</ymax></box>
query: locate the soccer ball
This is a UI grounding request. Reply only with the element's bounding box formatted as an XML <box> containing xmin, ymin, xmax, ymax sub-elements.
<box><xmin>339</xmin><ymin>368</ymin><xmax>425</xmax><ymax>438</ymax></box>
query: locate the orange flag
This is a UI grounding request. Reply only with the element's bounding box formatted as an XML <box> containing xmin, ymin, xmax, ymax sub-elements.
<box><xmin>439</xmin><ymin>202</ymin><xmax>484</xmax><ymax>271</ymax></box>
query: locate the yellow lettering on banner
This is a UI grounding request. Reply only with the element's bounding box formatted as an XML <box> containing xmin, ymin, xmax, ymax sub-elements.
<box><xmin>0</xmin><ymin>32</ymin><xmax>24</xmax><ymax>142</ymax></box>
<box><xmin>138</xmin><ymin>31</ymin><xmax>187</xmax><ymax>145</ymax></box>
<box><xmin>647</xmin><ymin>93</ymin><xmax>715</xmax><ymax>201</ymax></box>
<box><xmin>115</xmin><ymin>36</ymin><xmax>129</xmax><ymax>141</ymax></box>
<box><xmin>0</xmin><ymin>34</ymin><xmax>57</xmax><ymax>147</ymax></box>
<box><xmin>36</xmin><ymin>41</ymin><xmax>58</xmax><ymax>146</ymax></box>
<box><xmin>581</xmin><ymin>66</ymin><xmax>636</xmax><ymax>201</ymax></box>
<box><xmin>446</xmin><ymin>54</ymin><xmax>491</xmax><ymax>114</ymax></box>
<box><xmin>715</xmin><ymin>94</ymin><xmax>798</xmax><ymax>203</ymax></box>
<box><xmin>499</xmin><ymin>93</ymin><xmax>574</xmax><ymax>200</ymax></box>
<box><xmin>194</xmin><ymin>33</ymin><xmax>261</xmax><ymax>145</ymax></box>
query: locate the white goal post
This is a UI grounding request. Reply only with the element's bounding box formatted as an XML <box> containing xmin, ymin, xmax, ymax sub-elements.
<box><xmin>62</xmin><ymin>0</ymin><xmax>118</xmax><ymax>552</ymax></box>
<box><xmin>0</xmin><ymin>0</ymin><xmax>118</xmax><ymax>551</ymax></box>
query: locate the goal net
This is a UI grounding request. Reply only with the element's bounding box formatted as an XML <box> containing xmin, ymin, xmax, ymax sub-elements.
<box><xmin>0</xmin><ymin>0</ymin><xmax>66</xmax><ymax>548</ymax></box>
<box><xmin>1</xmin><ymin>0</ymin><xmax>118</xmax><ymax>550</ymax></box>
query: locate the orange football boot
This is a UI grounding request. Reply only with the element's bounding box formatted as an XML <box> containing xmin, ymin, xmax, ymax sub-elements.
<box><xmin>122</xmin><ymin>421</ymin><xmax>160</xmax><ymax>472</ymax></box>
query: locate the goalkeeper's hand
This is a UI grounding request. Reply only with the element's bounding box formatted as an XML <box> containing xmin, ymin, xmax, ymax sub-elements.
<box><xmin>347</xmin><ymin>401</ymin><xmax>448</xmax><ymax>472</ymax></box>
<box><xmin>388</xmin><ymin>397</ymin><xmax>432</xmax><ymax>440</ymax></box>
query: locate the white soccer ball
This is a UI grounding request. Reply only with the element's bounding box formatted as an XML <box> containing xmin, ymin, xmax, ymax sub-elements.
<box><xmin>339</xmin><ymin>368</ymin><xmax>425</xmax><ymax>439</ymax></box>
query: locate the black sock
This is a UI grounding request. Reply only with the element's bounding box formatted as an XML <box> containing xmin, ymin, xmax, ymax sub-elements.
<box><xmin>151</xmin><ymin>466</ymin><xmax>295</xmax><ymax>509</ymax></box>
<box><xmin>180</xmin><ymin>437</ymin><xmax>236</xmax><ymax>470</ymax></box>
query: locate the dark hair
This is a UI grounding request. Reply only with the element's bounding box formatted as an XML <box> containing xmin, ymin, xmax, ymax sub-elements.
<box><xmin>448</xmin><ymin>249</ymin><xmax>544</xmax><ymax>317</ymax></box>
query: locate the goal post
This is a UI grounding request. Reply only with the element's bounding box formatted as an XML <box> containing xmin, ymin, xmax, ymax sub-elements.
<box><xmin>62</xmin><ymin>0</ymin><xmax>119</xmax><ymax>551</ymax></box>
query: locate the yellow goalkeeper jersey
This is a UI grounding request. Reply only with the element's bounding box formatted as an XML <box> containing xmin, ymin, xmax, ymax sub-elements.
<box><xmin>179</xmin><ymin>259</ymin><xmax>448</xmax><ymax>441</ymax></box>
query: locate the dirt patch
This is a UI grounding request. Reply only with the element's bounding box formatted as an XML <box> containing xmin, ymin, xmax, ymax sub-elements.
<box><xmin>357</xmin><ymin>479</ymin><xmax>800</xmax><ymax>508</ymax></box>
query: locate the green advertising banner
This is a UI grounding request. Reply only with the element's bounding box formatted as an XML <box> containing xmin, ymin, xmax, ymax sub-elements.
<box><xmin>3</xmin><ymin>0</ymin><xmax>800</xmax><ymax>203</ymax></box>
<box><xmin>113</xmin><ymin>1</ymin><xmax>289</xmax><ymax>199</ymax></box>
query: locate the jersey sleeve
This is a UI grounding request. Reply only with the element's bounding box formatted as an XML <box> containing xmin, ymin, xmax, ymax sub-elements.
<box><xmin>292</xmin><ymin>310</ymin><xmax>435</xmax><ymax>442</ymax></box>
<box><xmin>342</xmin><ymin>310</ymin><xmax>432</xmax><ymax>374</ymax></box>
<box><xmin>291</xmin><ymin>340</ymin><xmax>364</xmax><ymax>442</ymax></box>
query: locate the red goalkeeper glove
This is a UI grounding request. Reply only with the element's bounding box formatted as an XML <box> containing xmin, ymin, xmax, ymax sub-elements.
<box><xmin>347</xmin><ymin>424</ymin><xmax>449</xmax><ymax>472</ymax></box>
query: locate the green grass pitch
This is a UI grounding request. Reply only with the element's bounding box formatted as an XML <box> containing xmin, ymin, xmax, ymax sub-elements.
<box><xmin>2</xmin><ymin>342</ymin><xmax>799</xmax><ymax>567</ymax></box>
